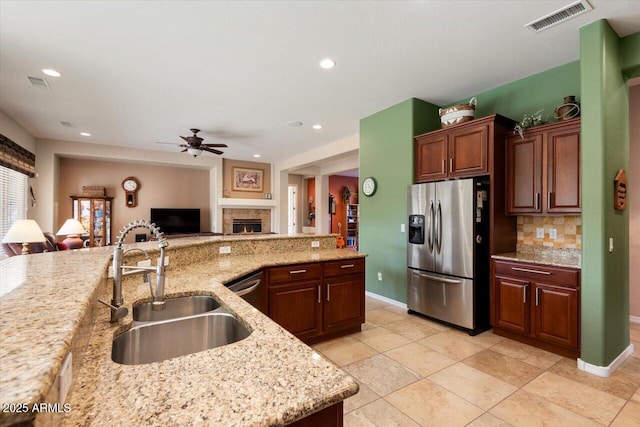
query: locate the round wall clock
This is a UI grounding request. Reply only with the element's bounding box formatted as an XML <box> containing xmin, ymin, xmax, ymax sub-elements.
<box><xmin>122</xmin><ymin>176</ymin><xmax>139</xmax><ymax>207</ymax></box>
<box><xmin>362</xmin><ymin>176</ymin><xmax>377</xmax><ymax>197</ymax></box>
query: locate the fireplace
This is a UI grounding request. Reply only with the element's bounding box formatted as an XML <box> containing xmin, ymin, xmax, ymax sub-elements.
<box><xmin>233</xmin><ymin>219</ymin><xmax>262</xmax><ymax>234</ymax></box>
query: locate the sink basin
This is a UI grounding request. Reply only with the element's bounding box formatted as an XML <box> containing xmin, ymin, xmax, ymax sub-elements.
<box><xmin>133</xmin><ymin>295</ymin><xmax>220</xmax><ymax>322</ymax></box>
<box><xmin>112</xmin><ymin>312</ymin><xmax>251</xmax><ymax>365</ymax></box>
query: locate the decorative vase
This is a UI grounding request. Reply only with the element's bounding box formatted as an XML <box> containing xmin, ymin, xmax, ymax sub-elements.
<box><xmin>555</xmin><ymin>96</ymin><xmax>580</xmax><ymax>120</ymax></box>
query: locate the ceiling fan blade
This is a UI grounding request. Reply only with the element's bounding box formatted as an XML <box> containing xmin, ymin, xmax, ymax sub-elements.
<box><xmin>201</xmin><ymin>147</ymin><xmax>224</xmax><ymax>155</ymax></box>
<box><xmin>180</xmin><ymin>148</ymin><xmax>188</xmax><ymax>152</ymax></box>
<box><xmin>202</xmin><ymin>143</ymin><xmax>228</xmax><ymax>148</ymax></box>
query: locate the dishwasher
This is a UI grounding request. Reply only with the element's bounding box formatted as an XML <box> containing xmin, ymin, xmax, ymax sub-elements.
<box><xmin>225</xmin><ymin>270</ymin><xmax>266</xmax><ymax>314</ymax></box>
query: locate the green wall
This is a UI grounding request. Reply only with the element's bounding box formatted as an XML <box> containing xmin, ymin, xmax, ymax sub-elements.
<box><xmin>580</xmin><ymin>21</ymin><xmax>636</xmax><ymax>366</ymax></box>
<box><xmin>454</xmin><ymin>61</ymin><xmax>581</xmax><ymax>124</ymax></box>
<box><xmin>359</xmin><ymin>98</ymin><xmax>440</xmax><ymax>302</ymax></box>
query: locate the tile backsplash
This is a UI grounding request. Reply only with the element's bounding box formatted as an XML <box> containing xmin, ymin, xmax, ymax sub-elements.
<box><xmin>517</xmin><ymin>215</ymin><xmax>581</xmax><ymax>249</ymax></box>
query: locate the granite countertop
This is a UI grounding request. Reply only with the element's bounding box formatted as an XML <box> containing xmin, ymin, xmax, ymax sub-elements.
<box><xmin>492</xmin><ymin>246</ymin><xmax>581</xmax><ymax>269</ymax></box>
<box><xmin>0</xmin><ymin>235</ymin><xmax>362</xmax><ymax>426</ymax></box>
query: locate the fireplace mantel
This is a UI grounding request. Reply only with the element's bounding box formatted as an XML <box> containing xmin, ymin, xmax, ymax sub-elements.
<box><xmin>218</xmin><ymin>198</ymin><xmax>276</xmax><ymax>209</ymax></box>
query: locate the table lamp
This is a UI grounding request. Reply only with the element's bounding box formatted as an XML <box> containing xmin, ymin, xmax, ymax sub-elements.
<box><xmin>2</xmin><ymin>219</ymin><xmax>46</xmax><ymax>255</ymax></box>
<box><xmin>56</xmin><ymin>218</ymin><xmax>88</xmax><ymax>249</ymax></box>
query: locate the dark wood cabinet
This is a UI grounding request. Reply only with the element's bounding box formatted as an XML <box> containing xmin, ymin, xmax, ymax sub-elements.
<box><xmin>506</xmin><ymin>118</ymin><xmax>581</xmax><ymax>215</ymax></box>
<box><xmin>323</xmin><ymin>259</ymin><xmax>365</xmax><ymax>334</ymax></box>
<box><xmin>267</xmin><ymin>258</ymin><xmax>365</xmax><ymax>343</ymax></box>
<box><xmin>492</xmin><ymin>259</ymin><xmax>580</xmax><ymax>358</ymax></box>
<box><xmin>415</xmin><ymin>115</ymin><xmax>513</xmax><ymax>183</ymax></box>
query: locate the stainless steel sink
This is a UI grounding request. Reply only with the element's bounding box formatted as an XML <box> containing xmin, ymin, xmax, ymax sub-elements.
<box><xmin>133</xmin><ymin>295</ymin><xmax>220</xmax><ymax>322</ymax></box>
<box><xmin>112</xmin><ymin>312</ymin><xmax>251</xmax><ymax>365</ymax></box>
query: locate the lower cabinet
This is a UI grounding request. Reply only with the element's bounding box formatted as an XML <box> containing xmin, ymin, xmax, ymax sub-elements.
<box><xmin>268</xmin><ymin>258</ymin><xmax>365</xmax><ymax>343</ymax></box>
<box><xmin>492</xmin><ymin>259</ymin><xmax>580</xmax><ymax>358</ymax></box>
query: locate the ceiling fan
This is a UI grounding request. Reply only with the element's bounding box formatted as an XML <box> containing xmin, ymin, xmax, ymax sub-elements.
<box><xmin>156</xmin><ymin>128</ymin><xmax>228</xmax><ymax>157</ymax></box>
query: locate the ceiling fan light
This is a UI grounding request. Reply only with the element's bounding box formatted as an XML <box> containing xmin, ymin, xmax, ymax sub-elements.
<box><xmin>187</xmin><ymin>147</ymin><xmax>202</xmax><ymax>157</ymax></box>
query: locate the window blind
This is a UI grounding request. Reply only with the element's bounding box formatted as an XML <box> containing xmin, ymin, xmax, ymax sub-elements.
<box><xmin>0</xmin><ymin>166</ymin><xmax>29</xmax><ymax>242</ymax></box>
<box><xmin>0</xmin><ymin>134</ymin><xmax>35</xmax><ymax>177</ymax></box>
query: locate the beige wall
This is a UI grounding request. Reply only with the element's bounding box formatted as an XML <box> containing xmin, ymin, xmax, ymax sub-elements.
<box><xmin>222</xmin><ymin>158</ymin><xmax>272</xmax><ymax>199</ymax></box>
<box><xmin>629</xmin><ymin>84</ymin><xmax>639</xmax><ymax>319</ymax></box>
<box><xmin>57</xmin><ymin>158</ymin><xmax>210</xmax><ymax>241</ymax></box>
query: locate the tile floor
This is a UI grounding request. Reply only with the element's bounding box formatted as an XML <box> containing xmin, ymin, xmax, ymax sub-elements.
<box><xmin>312</xmin><ymin>296</ymin><xmax>640</xmax><ymax>427</ymax></box>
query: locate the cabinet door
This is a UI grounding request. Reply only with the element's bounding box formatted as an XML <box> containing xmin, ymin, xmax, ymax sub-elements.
<box><xmin>494</xmin><ymin>276</ymin><xmax>530</xmax><ymax>334</ymax></box>
<box><xmin>506</xmin><ymin>134</ymin><xmax>543</xmax><ymax>214</ymax></box>
<box><xmin>547</xmin><ymin>126</ymin><xmax>581</xmax><ymax>213</ymax></box>
<box><xmin>448</xmin><ymin>123</ymin><xmax>489</xmax><ymax>177</ymax></box>
<box><xmin>323</xmin><ymin>274</ymin><xmax>365</xmax><ymax>333</ymax></box>
<box><xmin>415</xmin><ymin>134</ymin><xmax>448</xmax><ymax>182</ymax></box>
<box><xmin>532</xmin><ymin>283</ymin><xmax>578</xmax><ymax>349</ymax></box>
<box><xmin>268</xmin><ymin>280</ymin><xmax>322</xmax><ymax>340</ymax></box>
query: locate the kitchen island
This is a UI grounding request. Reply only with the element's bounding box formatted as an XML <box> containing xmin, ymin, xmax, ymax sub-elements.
<box><xmin>0</xmin><ymin>234</ymin><xmax>362</xmax><ymax>426</ymax></box>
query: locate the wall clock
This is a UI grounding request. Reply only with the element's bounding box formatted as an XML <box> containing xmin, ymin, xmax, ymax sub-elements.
<box><xmin>122</xmin><ymin>176</ymin><xmax>139</xmax><ymax>208</ymax></box>
<box><xmin>362</xmin><ymin>176</ymin><xmax>377</xmax><ymax>197</ymax></box>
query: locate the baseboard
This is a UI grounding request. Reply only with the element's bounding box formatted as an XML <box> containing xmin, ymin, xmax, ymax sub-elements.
<box><xmin>630</xmin><ymin>315</ymin><xmax>640</xmax><ymax>325</ymax></box>
<box><xmin>577</xmin><ymin>344</ymin><xmax>635</xmax><ymax>378</ymax></box>
<box><xmin>365</xmin><ymin>291</ymin><xmax>407</xmax><ymax>309</ymax></box>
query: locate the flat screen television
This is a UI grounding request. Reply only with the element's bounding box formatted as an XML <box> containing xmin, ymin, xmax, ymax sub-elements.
<box><xmin>150</xmin><ymin>208</ymin><xmax>200</xmax><ymax>234</ymax></box>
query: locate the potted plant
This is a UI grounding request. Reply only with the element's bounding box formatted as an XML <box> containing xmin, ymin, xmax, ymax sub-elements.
<box><xmin>514</xmin><ymin>110</ymin><xmax>546</xmax><ymax>139</ymax></box>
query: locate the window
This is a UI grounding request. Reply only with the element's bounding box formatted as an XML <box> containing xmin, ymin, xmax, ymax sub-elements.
<box><xmin>0</xmin><ymin>165</ymin><xmax>29</xmax><ymax>242</ymax></box>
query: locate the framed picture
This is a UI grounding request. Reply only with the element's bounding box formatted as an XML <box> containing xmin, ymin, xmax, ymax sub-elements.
<box><xmin>233</xmin><ymin>167</ymin><xmax>264</xmax><ymax>192</ymax></box>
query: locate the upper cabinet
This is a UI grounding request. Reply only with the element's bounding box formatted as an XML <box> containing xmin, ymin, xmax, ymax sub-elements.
<box><xmin>506</xmin><ymin>118</ymin><xmax>581</xmax><ymax>215</ymax></box>
<box><xmin>415</xmin><ymin>115</ymin><xmax>515</xmax><ymax>182</ymax></box>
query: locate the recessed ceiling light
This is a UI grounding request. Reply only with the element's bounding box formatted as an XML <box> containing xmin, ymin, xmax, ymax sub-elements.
<box><xmin>80</xmin><ymin>132</ymin><xmax>91</xmax><ymax>137</ymax></box>
<box><xmin>312</xmin><ymin>124</ymin><xmax>322</xmax><ymax>130</ymax></box>
<box><xmin>253</xmin><ymin>154</ymin><xmax>261</xmax><ymax>158</ymax></box>
<box><xmin>287</xmin><ymin>121</ymin><xmax>303</xmax><ymax>127</ymax></box>
<box><xmin>42</xmin><ymin>68</ymin><xmax>61</xmax><ymax>77</ymax></box>
<box><xmin>319</xmin><ymin>58</ymin><xmax>336</xmax><ymax>69</ymax></box>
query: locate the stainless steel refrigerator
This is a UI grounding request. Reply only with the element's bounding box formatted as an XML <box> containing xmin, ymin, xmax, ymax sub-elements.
<box><xmin>407</xmin><ymin>177</ymin><xmax>490</xmax><ymax>335</ymax></box>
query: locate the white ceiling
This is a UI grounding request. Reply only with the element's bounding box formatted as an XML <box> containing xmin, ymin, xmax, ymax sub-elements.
<box><xmin>1</xmin><ymin>1</ymin><xmax>639</xmax><ymax>163</ymax></box>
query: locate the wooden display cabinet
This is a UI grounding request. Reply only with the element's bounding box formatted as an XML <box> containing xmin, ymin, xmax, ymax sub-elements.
<box><xmin>71</xmin><ymin>196</ymin><xmax>113</xmax><ymax>247</ymax></box>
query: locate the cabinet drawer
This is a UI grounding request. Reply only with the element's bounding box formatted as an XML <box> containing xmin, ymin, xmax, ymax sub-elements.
<box><xmin>269</xmin><ymin>263</ymin><xmax>321</xmax><ymax>285</ymax></box>
<box><xmin>493</xmin><ymin>260</ymin><xmax>579</xmax><ymax>288</ymax></box>
<box><xmin>323</xmin><ymin>258</ymin><xmax>365</xmax><ymax>277</ymax></box>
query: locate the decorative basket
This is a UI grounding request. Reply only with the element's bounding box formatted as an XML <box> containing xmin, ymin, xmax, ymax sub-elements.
<box><xmin>82</xmin><ymin>186</ymin><xmax>106</xmax><ymax>197</ymax></box>
<box><xmin>439</xmin><ymin>97</ymin><xmax>477</xmax><ymax>128</ymax></box>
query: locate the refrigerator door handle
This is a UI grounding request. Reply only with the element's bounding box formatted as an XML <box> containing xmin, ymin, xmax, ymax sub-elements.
<box><xmin>436</xmin><ymin>201</ymin><xmax>443</xmax><ymax>254</ymax></box>
<box><xmin>411</xmin><ymin>270</ymin><xmax>462</xmax><ymax>284</ymax></box>
<box><xmin>428</xmin><ymin>201</ymin><xmax>434</xmax><ymax>252</ymax></box>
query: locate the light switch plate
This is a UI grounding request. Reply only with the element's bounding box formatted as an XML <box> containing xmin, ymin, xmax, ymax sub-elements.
<box><xmin>400</xmin><ymin>224</ymin><xmax>406</xmax><ymax>233</ymax></box>
<box><xmin>536</xmin><ymin>228</ymin><xmax>545</xmax><ymax>239</ymax></box>
<box><xmin>219</xmin><ymin>246</ymin><xmax>231</xmax><ymax>254</ymax></box>
<box><xmin>311</xmin><ymin>240</ymin><xmax>320</xmax><ymax>248</ymax></box>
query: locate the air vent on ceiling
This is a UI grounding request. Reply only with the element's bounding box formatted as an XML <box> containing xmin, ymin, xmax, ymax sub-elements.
<box><xmin>60</xmin><ymin>121</ymin><xmax>74</xmax><ymax>128</ymax></box>
<box><xmin>525</xmin><ymin>0</ymin><xmax>593</xmax><ymax>33</ymax></box>
<box><xmin>27</xmin><ymin>76</ymin><xmax>50</xmax><ymax>89</ymax></box>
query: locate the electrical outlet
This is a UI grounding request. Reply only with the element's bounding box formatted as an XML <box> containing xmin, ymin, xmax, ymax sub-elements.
<box><xmin>138</xmin><ymin>259</ymin><xmax>151</xmax><ymax>267</ymax></box>
<box><xmin>311</xmin><ymin>240</ymin><xmax>320</xmax><ymax>248</ymax></box>
<box><xmin>536</xmin><ymin>228</ymin><xmax>545</xmax><ymax>239</ymax></box>
<box><xmin>219</xmin><ymin>246</ymin><xmax>231</xmax><ymax>254</ymax></box>
<box><xmin>377</xmin><ymin>271</ymin><xmax>383</xmax><ymax>281</ymax></box>
<box><xmin>59</xmin><ymin>352</ymin><xmax>72</xmax><ymax>403</ymax></box>
<box><xmin>549</xmin><ymin>228</ymin><xmax>557</xmax><ymax>239</ymax></box>
<box><xmin>400</xmin><ymin>223</ymin><xmax>406</xmax><ymax>233</ymax></box>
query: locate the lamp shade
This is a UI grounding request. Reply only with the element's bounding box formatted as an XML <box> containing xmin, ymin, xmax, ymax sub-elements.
<box><xmin>2</xmin><ymin>219</ymin><xmax>46</xmax><ymax>243</ymax></box>
<box><xmin>2</xmin><ymin>219</ymin><xmax>46</xmax><ymax>255</ymax></box>
<box><xmin>56</xmin><ymin>218</ymin><xmax>88</xmax><ymax>236</ymax></box>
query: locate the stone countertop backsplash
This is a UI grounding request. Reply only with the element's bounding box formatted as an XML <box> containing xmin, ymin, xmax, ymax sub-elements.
<box><xmin>0</xmin><ymin>234</ymin><xmax>361</xmax><ymax>426</ymax></box>
<box><xmin>492</xmin><ymin>244</ymin><xmax>581</xmax><ymax>269</ymax></box>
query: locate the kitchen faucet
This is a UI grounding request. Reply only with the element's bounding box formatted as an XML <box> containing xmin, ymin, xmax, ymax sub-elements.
<box><xmin>107</xmin><ymin>220</ymin><xmax>168</xmax><ymax>322</ymax></box>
